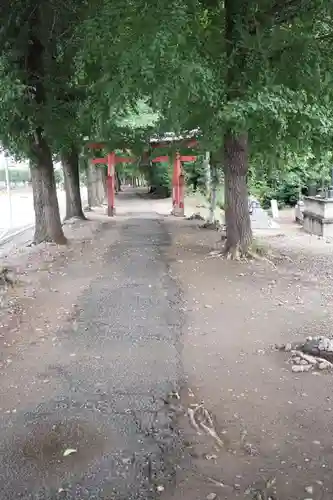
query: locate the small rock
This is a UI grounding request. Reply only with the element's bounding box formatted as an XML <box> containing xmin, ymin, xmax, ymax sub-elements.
<box><xmin>299</xmin><ymin>353</ymin><xmax>318</xmax><ymax>365</ymax></box>
<box><xmin>156</xmin><ymin>485</ymin><xmax>165</xmax><ymax>492</ymax></box>
<box><xmin>206</xmin><ymin>494</ymin><xmax>217</xmax><ymax>500</ymax></box>
<box><xmin>318</xmin><ymin>361</ymin><xmax>332</xmax><ymax>370</ymax></box>
<box><xmin>305</xmin><ymin>486</ymin><xmax>313</xmax><ymax>494</ymax></box>
<box><xmin>284</xmin><ymin>343</ymin><xmax>292</xmax><ymax>352</ymax></box>
<box><xmin>63</xmin><ymin>448</ymin><xmax>77</xmax><ymax>457</ymax></box>
<box><xmin>292</xmin><ymin>364</ymin><xmax>312</xmax><ymax>373</ymax></box>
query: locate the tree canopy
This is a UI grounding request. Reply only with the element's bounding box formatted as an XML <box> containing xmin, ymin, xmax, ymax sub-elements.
<box><xmin>0</xmin><ymin>0</ymin><xmax>333</xmax><ymax>251</ymax></box>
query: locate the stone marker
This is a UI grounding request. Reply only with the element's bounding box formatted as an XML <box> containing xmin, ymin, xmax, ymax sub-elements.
<box><xmin>249</xmin><ymin>196</ymin><xmax>280</xmax><ymax>230</ymax></box>
<box><xmin>270</xmin><ymin>199</ymin><xmax>279</xmax><ymax>219</ymax></box>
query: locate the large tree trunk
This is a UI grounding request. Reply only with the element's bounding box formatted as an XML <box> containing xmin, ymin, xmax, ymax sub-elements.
<box><xmin>25</xmin><ymin>5</ymin><xmax>66</xmax><ymax>245</ymax></box>
<box><xmin>61</xmin><ymin>146</ymin><xmax>86</xmax><ymax>220</ymax></box>
<box><xmin>30</xmin><ymin>140</ymin><xmax>67</xmax><ymax>245</ymax></box>
<box><xmin>223</xmin><ymin>133</ymin><xmax>252</xmax><ymax>256</ymax></box>
<box><xmin>224</xmin><ymin>0</ymin><xmax>252</xmax><ymax>256</ymax></box>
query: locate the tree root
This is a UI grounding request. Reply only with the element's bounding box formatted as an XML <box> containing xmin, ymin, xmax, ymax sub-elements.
<box><xmin>199</xmin><ymin>220</ymin><xmax>221</xmax><ymax>231</ymax></box>
<box><xmin>246</xmin><ymin>249</ymin><xmax>277</xmax><ymax>270</ymax></box>
<box><xmin>223</xmin><ymin>242</ymin><xmax>277</xmax><ymax>269</ymax></box>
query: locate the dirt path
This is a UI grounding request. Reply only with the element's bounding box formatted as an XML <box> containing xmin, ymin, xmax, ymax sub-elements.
<box><xmin>2</xmin><ymin>190</ymin><xmax>333</xmax><ymax>499</ymax></box>
<box><xmin>162</xmin><ymin>217</ymin><xmax>333</xmax><ymax>500</ymax></box>
<box><xmin>0</xmin><ymin>190</ymin><xmax>184</xmax><ymax>499</ymax></box>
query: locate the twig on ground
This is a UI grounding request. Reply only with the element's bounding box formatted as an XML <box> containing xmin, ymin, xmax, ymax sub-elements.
<box><xmin>199</xmin><ymin>420</ymin><xmax>224</xmax><ymax>447</ymax></box>
<box><xmin>187</xmin><ymin>407</ymin><xmax>202</xmax><ymax>434</ymax></box>
<box><xmin>188</xmin><ymin>403</ymin><xmax>224</xmax><ymax>447</ymax></box>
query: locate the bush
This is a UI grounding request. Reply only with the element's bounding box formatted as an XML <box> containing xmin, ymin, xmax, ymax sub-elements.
<box><xmin>146</xmin><ymin>162</ymin><xmax>171</xmax><ymax>197</ymax></box>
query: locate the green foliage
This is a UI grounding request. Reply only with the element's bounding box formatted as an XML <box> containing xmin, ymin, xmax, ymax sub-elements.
<box><xmin>1</xmin><ymin>0</ymin><xmax>333</xmax><ymax>221</ymax></box>
<box><xmin>249</xmin><ymin>150</ymin><xmax>333</xmax><ymax>207</ymax></box>
<box><xmin>145</xmin><ymin>162</ymin><xmax>171</xmax><ymax>197</ymax></box>
<box><xmin>0</xmin><ymin>168</ymin><xmax>30</xmax><ymax>183</ymax></box>
<box><xmin>183</xmin><ymin>155</ymin><xmax>206</xmax><ymax>193</ymax></box>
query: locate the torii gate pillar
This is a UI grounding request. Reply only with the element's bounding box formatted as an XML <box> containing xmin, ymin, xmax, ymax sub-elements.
<box><xmin>107</xmin><ymin>153</ymin><xmax>115</xmax><ymax>216</ymax></box>
<box><xmin>91</xmin><ymin>150</ymin><xmax>134</xmax><ymax>217</ymax></box>
<box><xmin>151</xmin><ymin>149</ymin><xmax>196</xmax><ymax>217</ymax></box>
<box><xmin>172</xmin><ymin>152</ymin><xmax>182</xmax><ymax>216</ymax></box>
<box><xmin>172</xmin><ymin>152</ymin><xmax>196</xmax><ymax>217</ymax></box>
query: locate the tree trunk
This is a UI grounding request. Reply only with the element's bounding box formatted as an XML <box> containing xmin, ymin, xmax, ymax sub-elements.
<box><xmin>101</xmin><ymin>167</ymin><xmax>107</xmax><ymax>194</ymax></box>
<box><xmin>116</xmin><ymin>171</ymin><xmax>121</xmax><ymax>192</ymax></box>
<box><xmin>30</xmin><ymin>140</ymin><xmax>67</xmax><ymax>245</ymax></box>
<box><xmin>25</xmin><ymin>5</ymin><xmax>66</xmax><ymax>245</ymax></box>
<box><xmin>61</xmin><ymin>146</ymin><xmax>86</xmax><ymax>220</ymax></box>
<box><xmin>223</xmin><ymin>0</ymin><xmax>252</xmax><ymax>256</ymax></box>
<box><xmin>208</xmin><ymin>160</ymin><xmax>218</xmax><ymax>224</ymax></box>
<box><xmin>204</xmin><ymin>152</ymin><xmax>211</xmax><ymax>198</ymax></box>
<box><xmin>95</xmin><ymin>168</ymin><xmax>106</xmax><ymax>204</ymax></box>
<box><xmin>223</xmin><ymin>133</ymin><xmax>252</xmax><ymax>256</ymax></box>
<box><xmin>87</xmin><ymin>163</ymin><xmax>99</xmax><ymax>206</ymax></box>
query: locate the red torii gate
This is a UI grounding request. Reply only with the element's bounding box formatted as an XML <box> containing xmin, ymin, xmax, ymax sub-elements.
<box><xmin>88</xmin><ymin>143</ymin><xmax>134</xmax><ymax>216</ymax></box>
<box><xmin>87</xmin><ymin>137</ymin><xmax>197</xmax><ymax>217</ymax></box>
<box><xmin>151</xmin><ymin>138</ymin><xmax>197</xmax><ymax>216</ymax></box>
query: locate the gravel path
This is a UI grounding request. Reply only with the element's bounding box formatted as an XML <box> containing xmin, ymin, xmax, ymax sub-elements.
<box><xmin>0</xmin><ymin>194</ymin><xmax>185</xmax><ymax>499</ymax></box>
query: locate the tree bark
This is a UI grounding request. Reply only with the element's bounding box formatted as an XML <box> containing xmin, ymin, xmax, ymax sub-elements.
<box><xmin>208</xmin><ymin>161</ymin><xmax>218</xmax><ymax>224</ymax></box>
<box><xmin>223</xmin><ymin>133</ymin><xmax>252</xmax><ymax>256</ymax></box>
<box><xmin>204</xmin><ymin>152</ymin><xmax>211</xmax><ymax>198</ymax></box>
<box><xmin>115</xmin><ymin>171</ymin><xmax>121</xmax><ymax>192</ymax></box>
<box><xmin>101</xmin><ymin>167</ymin><xmax>107</xmax><ymax>195</ymax></box>
<box><xmin>61</xmin><ymin>146</ymin><xmax>86</xmax><ymax>220</ymax></box>
<box><xmin>95</xmin><ymin>168</ymin><xmax>106</xmax><ymax>204</ymax></box>
<box><xmin>30</xmin><ymin>140</ymin><xmax>67</xmax><ymax>245</ymax></box>
<box><xmin>223</xmin><ymin>0</ymin><xmax>252</xmax><ymax>255</ymax></box>
<box><xmin>87</xmin><ymin>163</ymin><xmax>99</xmax><ymax>206</ymax></box>
<box><xmin>25</xmin><ymin>4</ymin><xmax>66</xmax><ymax>245</ymax></box>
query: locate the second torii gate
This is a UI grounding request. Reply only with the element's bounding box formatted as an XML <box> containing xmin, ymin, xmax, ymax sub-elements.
<box><xmin>90</xmin><ymin>146</ymin><xmax>134</xmax><ymax>216</ymax></box>
<box><xmin>152</xmin><ymin>152</ymin><xmax>197</xmax><ymax>216</ymax></box>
